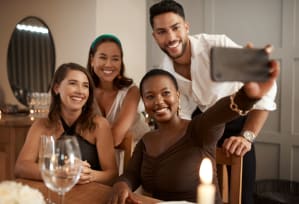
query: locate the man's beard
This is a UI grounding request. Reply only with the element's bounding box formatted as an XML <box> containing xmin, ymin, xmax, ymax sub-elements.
<box><xmin>161</xmin><ymin>40</ymin><xmax>187</xmax><ymax>60</ymax></box>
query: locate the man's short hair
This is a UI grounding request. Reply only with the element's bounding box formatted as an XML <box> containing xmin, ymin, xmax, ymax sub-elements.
<box><xmin>149</xmin><ymin>0</ymin><xmax>185</xmax><ymax>28</ymax></box>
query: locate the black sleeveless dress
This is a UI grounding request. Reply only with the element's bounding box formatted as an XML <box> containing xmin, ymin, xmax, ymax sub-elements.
<box><xmin>59</xmin><ymin>117</ymin><xmax>101</xmax><ymax>170</ymax></box>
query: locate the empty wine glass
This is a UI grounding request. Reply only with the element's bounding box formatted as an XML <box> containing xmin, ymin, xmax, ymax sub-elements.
<box><xmin>40</xmin><ymin>136</ymin><xmax>82</xmax><ymax>204</ymax></box>
<box><xmin>26</xmin><ymin>92</ymin><xmax>35</xmax><ymax>116</ymax></box>
<box><xmin>39</xmin><ymin>135</ymin><xmax>55</xmax><ymax>204</ymax></box>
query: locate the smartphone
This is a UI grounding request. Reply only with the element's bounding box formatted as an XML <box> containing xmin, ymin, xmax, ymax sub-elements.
<box><xmin>210</xmin><ymin>47</ymin><xmax>269</xmax><ymax>82</ymax></box>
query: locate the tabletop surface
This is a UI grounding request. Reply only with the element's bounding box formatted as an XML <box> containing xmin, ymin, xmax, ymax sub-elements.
<box><xmin>16</xmin><ymin>178</ymin><xmax>160</xmax><ymax>204</ymax></box>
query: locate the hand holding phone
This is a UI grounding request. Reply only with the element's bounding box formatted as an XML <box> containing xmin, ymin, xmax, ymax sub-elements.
<box><xmin>210</xmin><ymin>47</ymin><xmax>270</xmax><ymax>82</ymax></box>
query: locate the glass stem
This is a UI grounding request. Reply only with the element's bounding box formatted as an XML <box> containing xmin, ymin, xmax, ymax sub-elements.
<box><xmin>59</xmin><ymin>193</ymin><xmax>65</xmax><ymax>204</ymax></box>
<box><xmin>46</xmin><ymin>188</ymin><xmax>52</xmax><ymax>204</ymax></box>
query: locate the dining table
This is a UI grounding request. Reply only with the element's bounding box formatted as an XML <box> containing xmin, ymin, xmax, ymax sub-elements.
<box><xmin>16</xmin><ymin>178</ymin><xmax>161</xmax><ymax>204</ymax></box>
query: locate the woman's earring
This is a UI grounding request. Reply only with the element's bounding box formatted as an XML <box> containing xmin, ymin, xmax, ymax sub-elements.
<box><xmin>177</xmin><ymin>98</ymin><xmax>181</xmax><ymax>115</ymax></box>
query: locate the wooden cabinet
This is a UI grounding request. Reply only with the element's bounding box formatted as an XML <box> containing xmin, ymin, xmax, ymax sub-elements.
<box><xmin>0</xmin><ymin>115</ymin><xmax>33</xmax><ymax>181</ymax></box>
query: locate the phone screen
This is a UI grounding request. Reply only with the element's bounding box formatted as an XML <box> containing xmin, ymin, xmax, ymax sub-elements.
<box><xmin>210</xmin><ymin>47</ymin><xmax>269</xmax><ymax>82</ymax></box>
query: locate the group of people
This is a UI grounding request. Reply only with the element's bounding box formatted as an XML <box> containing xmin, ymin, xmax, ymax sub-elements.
<box><xmin>15</xmin><ymin>0</ymin><xmax>278</xmax><ymax>204</ymax></box>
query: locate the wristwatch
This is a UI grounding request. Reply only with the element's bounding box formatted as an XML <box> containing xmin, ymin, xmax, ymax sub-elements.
<box><xmin>242</xmin><ymin>130</ymin><xmax>256</xmax><ymax>143</ymax></box>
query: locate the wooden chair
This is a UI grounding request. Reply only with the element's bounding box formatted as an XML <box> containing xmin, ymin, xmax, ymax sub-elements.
<box><xmin>216</xmin><ymin>147</ymin><xmax>243</xmax><ymax>204</ymax></box>
<box><xmin>116</xmin><ymin>131</ymin><xmax>133</xmax><ymax>173</ymax></box>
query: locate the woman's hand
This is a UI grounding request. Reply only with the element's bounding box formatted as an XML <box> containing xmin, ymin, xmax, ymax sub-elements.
<box><xmin>107</xmin><ymin>182</ymin><xmax>141</xmax><ymax>204</ymax></box>
<box><xmin>78</xmin><ymin>160</ymin><xmax>92</xmax><ymax>184</ymax></box>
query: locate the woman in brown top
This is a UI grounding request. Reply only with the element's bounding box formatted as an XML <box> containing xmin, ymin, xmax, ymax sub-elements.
<box><xmin>108</xmin><ymin>62</ymin><xmax>279</xmax><ymax>203</ymax></box>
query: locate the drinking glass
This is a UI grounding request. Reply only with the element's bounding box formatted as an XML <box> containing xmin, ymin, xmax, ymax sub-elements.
<box><xmin>40</xmin><ymin>137</ymin><xmax>82</xmax><ymax>204</ymax></box>
<box><xmin>39</xmin><ymin>135</ymin><xmax>55</xmax><ymax>204</ymax></box>
<box><xmin>26</xmin><ymin>92</ymin><xmax>35</xmax><ymax>116</ymax></box>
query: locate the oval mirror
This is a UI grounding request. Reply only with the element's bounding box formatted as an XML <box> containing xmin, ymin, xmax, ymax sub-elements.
<box><xmin>7</xmin><ymin>16</ymin><xmax>55</xmax><ymax>106</ymax></box>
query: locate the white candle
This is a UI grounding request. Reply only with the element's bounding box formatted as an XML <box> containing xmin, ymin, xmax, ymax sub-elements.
<box><xmin>197</xmin><ymin>158</ymin><xmax>216</xmax><ymax>204</ymax></box>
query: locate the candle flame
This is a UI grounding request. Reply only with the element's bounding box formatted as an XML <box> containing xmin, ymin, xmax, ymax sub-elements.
<box><xmin>199</xmin><ymin>157</ymin><xmax>213</xmax><ymax>184</ymax></box>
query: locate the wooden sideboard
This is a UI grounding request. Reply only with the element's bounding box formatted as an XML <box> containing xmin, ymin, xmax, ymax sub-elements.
<box><xmin>0</xmin><ymin>114</ymin><xmax>33</xmax><ymax>181</ymax></box>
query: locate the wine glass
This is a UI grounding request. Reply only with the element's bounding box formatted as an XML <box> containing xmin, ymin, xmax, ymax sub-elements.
<box><xmin>40</xmin><ymin>136</ymin><xmax>82</xmax><ymax>204</ymax></box>
<box><xmin>26</xmin><ymin>92</ymin><xmax>34</xmax><ymax>116</ymax></box>
<box><xmin>39</xmin><ymin>135</ymin><xmax>55</xmax><ymax>204</ymax></box>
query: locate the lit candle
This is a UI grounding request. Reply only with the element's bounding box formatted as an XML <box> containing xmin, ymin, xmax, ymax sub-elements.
<box><xmin>197</xmin><ymin>157</ymin><xmax>216</xmax><ymax>204</ymax></box>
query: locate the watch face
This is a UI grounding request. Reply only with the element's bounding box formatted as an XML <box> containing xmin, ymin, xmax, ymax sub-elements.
<box><xmin>243</xmin><ymin>131</ymin><xmax>256</xmax><ymax>142</ymax></box>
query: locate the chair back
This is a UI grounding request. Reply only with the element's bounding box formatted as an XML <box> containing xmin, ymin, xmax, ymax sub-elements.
<box><xmin>216</xmin><ymin>147</ymin><xmax>243</xmax><ymax>204</ymax></box>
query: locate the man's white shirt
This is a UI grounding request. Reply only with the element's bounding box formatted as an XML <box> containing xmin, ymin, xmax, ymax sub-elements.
<box><xmin>159</xmin><ymin>34</ymin><xmax>277</xmax><ymax>120</ymax></box>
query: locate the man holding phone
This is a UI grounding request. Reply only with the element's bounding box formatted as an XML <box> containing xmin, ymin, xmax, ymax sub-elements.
<box><xmin>149</xmin><ymin>1</ymin><xmax>277</xmax><ymax>204</ymax></box>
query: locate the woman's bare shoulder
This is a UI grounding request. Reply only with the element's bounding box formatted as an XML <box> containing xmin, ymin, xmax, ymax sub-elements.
<box><xmin>126</xmin><ymin>85</ymin><xmax>139</xmax><ymax>96</ymax></box>
<box><xmin>128</xmin><ymin>84</ymin><xmax>138</xmax><ymax>90</ymax></box>
<box><xmin>27</xmin><ymin>118</ymin><xmax>55</xmax><ymax>138</ymax></box>
<box><xmin>91</xmin><ymin>115</ymin><xmax>113</xmax><ymax>142</ymax></box>
<box><xmin>31</xmin><ymin>118</ymin><xmax>49</xmax><ymax>128</ymax></box>
<box><xmin>92</xmin><ymin>115</ymin><xmax>110</xmax><ymax>128</ymax></box>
